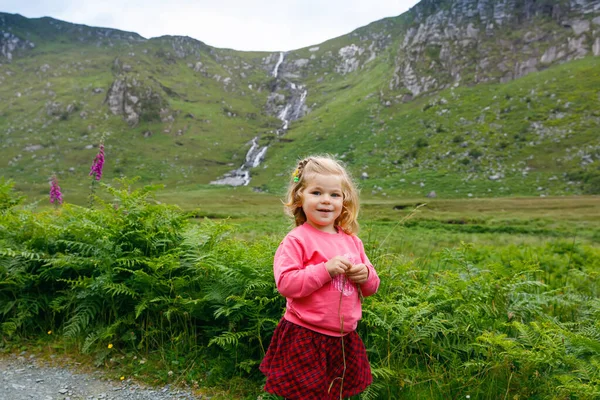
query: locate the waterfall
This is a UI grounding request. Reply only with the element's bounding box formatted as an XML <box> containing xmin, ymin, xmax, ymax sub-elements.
<box><xmin>278</xmin><ymin>104</ymin><xmax>291</xmax><ymax>130</ymax></box>
<box><xmin>293</xmin><ymin>90</ymin><xmax>308</xmax><ymax>120</ymax></box>
<box><xmin>211</xmin><ymin>52</ymin><xmax>309</xmax><ymax>187</ymax></box>
<box><xmin>246</xmin><ymin>137</ymin><xmax>269</xmax><ymax>168</ymax></box>
<box><xmin>210</xmin><ymin>137</ymin><xmax>268</xmax><ymax>186</ymax></box>
<box><xmin>272</xmin><ymin>52</ymin><xmax>284</xmax><ymax>77</ymax></box>
<box><xmin>277</xmin><ymin>87</ymin><xmax>307</xmax><ymax>132</ymax></box>
<box><xmin>251</xmin><ymin>147</ymin><xmax>268</xmax><ymax>168</ymax></box>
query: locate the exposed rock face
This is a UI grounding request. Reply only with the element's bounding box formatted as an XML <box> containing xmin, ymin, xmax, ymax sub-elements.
<box><xmin>106</xmin><ymin>79</ymin><xmax>127</xmax><ymax>115</ymax></box>
<box><xmin>0</xmin><ymin>30</ymin><xmax>34</xmax><ymax>61</ymax></box>
<box><xmin>541</xmin><ymin>46</ymin><xmax>561</xmax><ymax>64</ymax></box>
<box><xmin>251</xmin><ymin>0</ymin><xmax>599</xmax><ymax>104</ymax></box>
<box><xmin>105</xmin><ymin>78</ymin><xmax>163</xmax><ymax>126</ymax></box>
<box><xmin>388</xmin><ymin>0</ymin><xmax>600</xmax><ymax>97</ymax></box>
<box><xmin>336</xmin><ymin>44</ymin><xmax>364</xmax><ymax>74</ymax></box>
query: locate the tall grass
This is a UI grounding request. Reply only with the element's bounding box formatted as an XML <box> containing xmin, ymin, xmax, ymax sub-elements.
<box><xmin>361</xmin><ymin>242</ymin><xmax>599</xmax><ymax>399</ymax></box>
<box><xmin>1</xmin><ymin>179</ymin><xmax>598</xmax><ymax>399</ymax></box>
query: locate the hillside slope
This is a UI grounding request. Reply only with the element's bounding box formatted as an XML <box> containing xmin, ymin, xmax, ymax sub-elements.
<box><xmin>1</xmin><ymin>0</ymin><xmax>599</xmax><ymax>200</ymax></box>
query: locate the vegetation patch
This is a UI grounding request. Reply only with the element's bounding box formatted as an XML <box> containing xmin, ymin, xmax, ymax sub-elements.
<box><xmin>1</xmin><ymin>180</ymin><xmax>599</xmax><ymax>399</ymax></box>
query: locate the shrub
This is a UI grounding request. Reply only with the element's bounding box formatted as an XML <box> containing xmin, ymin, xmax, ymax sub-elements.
<box><xmin>415</xmin><ymin>137</ymin><xmax>429</xmax><ymax>148</ymax></box>
<box><xmin>1</xmin><ymin>181</ymin><xmax>599</xmax><ymax>398</ymax></box>
<box><xmin>0</xmin><ymin>178</ymin><xmax>25</xmax><ymax>213</ymax></box>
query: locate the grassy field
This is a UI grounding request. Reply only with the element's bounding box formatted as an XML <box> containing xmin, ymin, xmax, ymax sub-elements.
<box><xmin>28</xmin><ymin>180</ymin><xmax>600</xmax><ymax>270</ymax></box>
<box><xmin>33</xmin><ymin>180</ymin><xmax>600</xmax><ymax>248</ymax></box>
<box><xmin>151</xmin><ymin>186</ymin><xmax>600</xmax><ymax>250</ymax></box>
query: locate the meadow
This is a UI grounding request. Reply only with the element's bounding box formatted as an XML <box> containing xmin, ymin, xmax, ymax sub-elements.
<box><xmin>1</xmin><ymin>178</ymin><xmax>599</xmax><ymax>399</ymax></box>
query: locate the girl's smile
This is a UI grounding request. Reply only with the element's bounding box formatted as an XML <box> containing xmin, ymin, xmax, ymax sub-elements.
<box><xmin>301</xmin><ymin>173</ymin><xmax>344</xmax><ymax>233</ymax></box>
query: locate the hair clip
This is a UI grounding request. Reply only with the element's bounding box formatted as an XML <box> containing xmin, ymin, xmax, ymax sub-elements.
<box><xmin>292</xmin><ymin>168</ymin><xmax>300</xmax><ymax>182</ymax></box>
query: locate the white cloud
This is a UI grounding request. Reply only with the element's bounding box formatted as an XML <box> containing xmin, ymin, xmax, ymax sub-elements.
<box><xmin>2</xmin><ymin>0</ymin><xmax>419</xmax><ymax>51</ymax></box>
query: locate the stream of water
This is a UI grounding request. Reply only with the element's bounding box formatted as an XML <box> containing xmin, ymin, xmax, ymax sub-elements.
<box><xmin>211</xmin><ymin>52</ymin><xmax>307</xmax><ymax>186</ymax></box>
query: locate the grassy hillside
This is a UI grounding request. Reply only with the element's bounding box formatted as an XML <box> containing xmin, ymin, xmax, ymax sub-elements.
<box><xmin>1</xmin><ymin>5</ymin><xmax>599</xmax><ymax>204</ymax></box>
<box><xmin>1</xmin><ymin>18</ymin><xmax>279</xmax><ymax>200</ymax></box>
<box><xmin>255</xmin><ymin>56</ymin><xmax>600</xmax><ymax>198</ymax></box>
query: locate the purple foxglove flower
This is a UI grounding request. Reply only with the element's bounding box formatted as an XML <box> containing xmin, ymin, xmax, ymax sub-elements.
<box><xmin>49</xmin><ymin>175</ymin><xmax>63</xmax><ymax>205</ymax></box>
<box><xmin>89</xmin><ymin>143</ymin><xmax>105</xmax><ymax>181</ymax></box>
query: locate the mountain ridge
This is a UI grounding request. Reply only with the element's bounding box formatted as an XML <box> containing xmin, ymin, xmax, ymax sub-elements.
<box><xmin>1</xmin><ymin>0</ymin><xmax>599</xmax><ymax>202</ymax></box>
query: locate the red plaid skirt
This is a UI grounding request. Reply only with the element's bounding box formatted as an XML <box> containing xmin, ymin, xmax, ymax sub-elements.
<box><xmin>259</xmin><ymin>318</ymin><xmax>372</xmax><ymax>400</ymax></box>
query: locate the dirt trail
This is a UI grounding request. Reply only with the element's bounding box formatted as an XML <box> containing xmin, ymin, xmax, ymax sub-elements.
<box><xmin>0</xmin><ymin>352</ymin><xmax>202</xmax><ymax>400</ymax></box>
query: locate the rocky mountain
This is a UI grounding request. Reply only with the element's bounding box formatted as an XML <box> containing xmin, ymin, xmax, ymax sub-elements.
<box><xmin>390</xmin><ymin>0</ymin><xmax>600</xmax><ymax>96</ymax></box>
<box><xmin>1</xmin><ymin>0</ymin><xmax>599</xmax><ymax>201</ymax></box>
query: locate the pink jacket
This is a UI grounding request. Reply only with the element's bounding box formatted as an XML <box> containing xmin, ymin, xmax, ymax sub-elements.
<box><xmin>273</xmin><ymin>223</ymin><xmax>380</xmax><ymax>336</ymax></box>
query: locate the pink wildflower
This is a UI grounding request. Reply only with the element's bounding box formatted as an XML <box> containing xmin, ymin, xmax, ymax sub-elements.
<box><xmin>49</xmin><ymin>175</ymin><xmax>63</xmax><ymax>205</ymax></box>
<box><xmin>89</xmin><ymin>143</ymin><xmax>105</xmax><ymax>181</ymax></box>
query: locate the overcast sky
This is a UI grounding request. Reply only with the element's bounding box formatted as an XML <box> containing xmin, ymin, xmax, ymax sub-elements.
<box><xmin>2</xmin><ymin>0</ymin><xmax>419</xmax><ymax>51</ymax></box>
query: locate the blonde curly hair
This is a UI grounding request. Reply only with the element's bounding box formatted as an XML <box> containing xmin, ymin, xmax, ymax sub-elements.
<box><xmin>284</xmin><ymin>155</ymin><xmax>360</xmax><ymax>235</ymax></box>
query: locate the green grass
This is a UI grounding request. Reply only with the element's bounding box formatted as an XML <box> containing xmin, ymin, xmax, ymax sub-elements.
<box><xmin>2</xmin><ymin>11</ymin><xmax>600</xmax><ymax>202</ymax></box>
<box><xmin>254</xmin><ymin>56</ymin><xmax>600</xmax><ymax>199</ymax></box>
<box><xmin>151</xmin><ymin>184</ymin><xmax>600</xmax><ymax>261</ymax></box>
<box><xmin>1</xmin><ymin>179</ymin><xmax>599</xmax><ymax>399</ymax></box>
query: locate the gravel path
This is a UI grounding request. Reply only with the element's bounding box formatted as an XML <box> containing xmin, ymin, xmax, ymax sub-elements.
<box><xmin>0</xmin><ymin>352</ymin><xmax>203</xmax><ymax>400</ymax></box>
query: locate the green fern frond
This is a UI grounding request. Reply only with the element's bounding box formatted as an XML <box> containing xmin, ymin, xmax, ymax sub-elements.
<box><xmin>0</xmin><ymin>300</ymin><xmax>16</xmax><ymax>316</ymax></box>
<box><xmin>135</xmin><ymin>300</ymin><xmax>148</xmax><ymax>319</ymax></box>
<box><xmin>208</xmin><ymin>330</ymin><xmax>253</xmax><ymax>349</ymax></box>
<box><xmin>102</xmin><ymin>282</ymin><xmax>138</xmax><ymax>299</ymax></box>
<box><xmin>48</xmin><ymin>296</ymin><xmax>71</xmax><ymax>313</ymax></box>
<box><xmin>0</xmin><ymin>248</ymin><xmax>43</xmax><ymax>260</ymax></box>
<box><xmin>82</xmin><ymin>329</ymin><xmax>105</xmax><ymax>354</ymax></box>
<box><xmin>114</xmin><ymin>257</ymin><xmax>149</xmax><ymax>268</ymax></box>
<box><xmin>63</xmin><ymin>298</ymin><xmax>101</xmax><ymax>339</ymax></box>
<box><xmin>56</xmin><ymin>240</ymin><xmax>100</xmax><ymax>257</ymax></box>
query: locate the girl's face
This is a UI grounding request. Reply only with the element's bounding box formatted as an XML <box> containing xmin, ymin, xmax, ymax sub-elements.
<box><xmin>301</xmin><ymin>173</ymin><xmax>344</xmax><ymax>233</ymax></box>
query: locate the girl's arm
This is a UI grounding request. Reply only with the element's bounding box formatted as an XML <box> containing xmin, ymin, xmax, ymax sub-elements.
<box><xmin>274</xmin><ymin>236</ymin><xmax>332</xmax><ymax>299</ymax></box>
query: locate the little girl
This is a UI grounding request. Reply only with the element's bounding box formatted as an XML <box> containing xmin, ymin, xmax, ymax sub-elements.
<box><xmin>260</xmin><ymin>155</ymin><xmax>380</xmax><ymax>400</ymax></box>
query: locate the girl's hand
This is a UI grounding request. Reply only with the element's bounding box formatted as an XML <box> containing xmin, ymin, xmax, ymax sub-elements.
<box><xmin>326</xmin><ymin>256</ymin><xmax>352</xmax><ymax>278</ymax></box>
<box><xmin>346</xmin><ymin>263</ymin><xmax>369</xmax><ymax>284</ymax></box>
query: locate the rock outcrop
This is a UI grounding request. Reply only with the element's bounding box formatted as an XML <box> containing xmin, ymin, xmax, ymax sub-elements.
<box><xmin>388</xmin><ymin>0</ymin><xmax>600</xmax><ymax>97</ymax></box>
<box><xmin>0</xmin><ymin>30</ymin><xmax>34</xmax><ymax>61</ymax></box>
<box><xmin>105</xmin><ymin>78</ymin><xmax>164</xmax><ymax>126</ymax></box>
